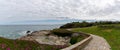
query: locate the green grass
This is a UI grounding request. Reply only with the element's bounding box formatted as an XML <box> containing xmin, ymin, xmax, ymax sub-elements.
<box><xmin>72</xmin><ymin>25</ymin><xmax>120</xmax><ymax>50</ymax></box>
<box><xmin>0</xmin><ymin>37</ymin><xmax>41</xmax><ymax>50</ymax></box>
<box><xmin>0</xmin><ymin>37</ymin><xmax>64</xmax><ymax>50</ymax></box>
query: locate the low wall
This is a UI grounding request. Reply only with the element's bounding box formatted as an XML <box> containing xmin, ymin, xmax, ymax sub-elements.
<box><xmin>61</xmin><ymin>33</ymin><xmax>92</xmax><ymax>50</ymax></box>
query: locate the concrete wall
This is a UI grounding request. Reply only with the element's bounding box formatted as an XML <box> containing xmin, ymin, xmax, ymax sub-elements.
<box><xmin>61</xmin><ymin>33</ymin><xmax>92</xmax><ymax>50</ymax></box>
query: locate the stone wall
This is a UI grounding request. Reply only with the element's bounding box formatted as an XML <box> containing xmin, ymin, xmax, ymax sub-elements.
<box><xmin>61</xmin><ymin>33</ymin><xmax>92</xmax><ymax>50</ymax></box>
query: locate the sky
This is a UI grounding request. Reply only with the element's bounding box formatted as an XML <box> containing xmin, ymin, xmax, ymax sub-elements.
<box><xmin>0</xmin><ymin>0</ymin><xmax>120</xmax><ymax>24</ymax></box>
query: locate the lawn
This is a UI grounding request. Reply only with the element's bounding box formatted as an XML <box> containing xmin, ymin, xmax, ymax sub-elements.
<box><xmin>72</xmin><ymin>25</ymin><xmax>120</xmax><ymax>50</ymax></box>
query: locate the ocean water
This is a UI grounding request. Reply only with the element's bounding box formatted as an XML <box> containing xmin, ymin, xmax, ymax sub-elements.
<box><xmin>0</xmin><ymin>24</ymin><xmax>62</xmax><ymax>39</ymax></box>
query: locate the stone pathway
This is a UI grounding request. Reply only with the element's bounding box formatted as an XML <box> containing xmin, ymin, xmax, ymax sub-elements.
<box><xmin>82</xmin><ymin>35</ymin><xmax>111</xmax><ymax>50</ymax></box>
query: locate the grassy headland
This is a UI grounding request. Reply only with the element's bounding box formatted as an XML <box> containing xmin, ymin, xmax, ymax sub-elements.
<box><xmin>0</xmin><ymin>29</ymin><xmax>84</xmax><ymax>50</ymax></box>
<box><xmin>72</xmin><ymin>25</ymin><xmax>120</xmax><ymax>50</ymax></box>
<box><xmin>1</xmin><ymin>21</ymin><xmax>120</xmax><ymax>50</ymax></box>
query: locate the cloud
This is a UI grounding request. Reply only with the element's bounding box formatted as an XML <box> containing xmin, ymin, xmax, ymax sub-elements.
<box><xmin>0</xmin><ymin>0</ymin><xmax>120</xmax><ymax>24</ymax></box>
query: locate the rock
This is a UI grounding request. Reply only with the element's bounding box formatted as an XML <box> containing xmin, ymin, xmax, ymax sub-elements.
<box><xmin>26</xmin><ymin>31</ymin><xmax>31</xmax><ymax>34</ymax></box>
<box><xmin>72</xmin><ymin>33</ymin><xmax>80</xmax><ymax>37</ymax></box>
<box><xmin>18</xmin><ymin>30</ymin><xmax>71</xmax><ymax>46</ymax></box>
<box><xmin>30</xmin><ymin>30</ymin><xmax>50</xmax><ymax>36</ymax></box>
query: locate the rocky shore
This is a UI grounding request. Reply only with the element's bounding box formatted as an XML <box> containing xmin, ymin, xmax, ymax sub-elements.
<box><xmin>18</xmin><ymin>30</ymin><xmax>71</xmax><ymax>45</ymax></box>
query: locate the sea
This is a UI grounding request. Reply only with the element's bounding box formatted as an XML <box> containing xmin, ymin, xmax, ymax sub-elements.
<box><xmin>0</xmin><ymin>24</ymin><xmax>62</xmax><ymax>39</ymax></box>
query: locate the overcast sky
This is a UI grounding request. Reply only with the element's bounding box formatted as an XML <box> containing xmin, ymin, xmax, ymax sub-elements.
<box><xmin>0</xmin><ymin>0</ymin><xmax>120</xmax><ymax>24</ymax></box>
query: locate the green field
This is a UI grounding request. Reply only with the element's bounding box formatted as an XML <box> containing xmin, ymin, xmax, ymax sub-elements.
<box><xmin>72</xmin><ymin>25</ymin><xmax>120</xmax><ymax>50</ymax></box>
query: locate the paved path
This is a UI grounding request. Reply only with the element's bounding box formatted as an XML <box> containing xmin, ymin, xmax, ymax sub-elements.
<box><xmin>82</xmin><ymin>35</ymin><xmax>111</xmax><ymax>50</ymax></box>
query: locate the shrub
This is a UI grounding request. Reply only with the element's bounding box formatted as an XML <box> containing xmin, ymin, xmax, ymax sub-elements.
<box><xmin>60</xmin><ymin>21</ymin><xmax>120</xmax><ymax>29</ymax></box>
<box><xmin>60</xmin><ymin>21</ymin><xmax>93</xmax><ymax>28</ymax></box>
<box><xmin>70</xmin><ymin>36</ymin><xmax>79</xmax><ymax>44</ymax></box>
<box><xmin>51</xmin><ymin>29</ymin><xmax>74</xmax><ymax>37</ymax></box>
<box><xmin>70</xmin><ymin>36</ymin><xmax>84</xmax><ymax>44</ymax></box>
<box><xmin>97</xmin><ymin>25</ymin><xmax>115</xmax><ymax>29</ymax></box>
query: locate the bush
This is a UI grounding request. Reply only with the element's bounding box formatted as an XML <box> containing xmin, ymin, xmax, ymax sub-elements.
<box><xmin>51</xmin><ymin>29</ymin><xmax>74</xmax><ymax>37</ymax></box>
<box><xmin>60</xmin><ymin>21</ymin><xmax>120</xmax><ymax>29</ymax></box>
<box><xmin>60</xmin><ymin>21</ymin><xmax>93</xmax><ymax>28</ymax></box>
<box><xmin>70</xmin><ymin>36</ymin><xmax>84</xmax><ymax>44</ymax></box>
<box><xmin>70</xmin><ymin>36</ymin><xmax>79</xmax><ymax>44</ymax></box>
<box><xmin>97</xmin><ymin>25</ymin><xmax>120</xmax><ymax>30</ymax></box>
<box><xmin>97</xmin><ymin>25</ymin><xmax>115</xmax><ymax>29</ymax></box>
